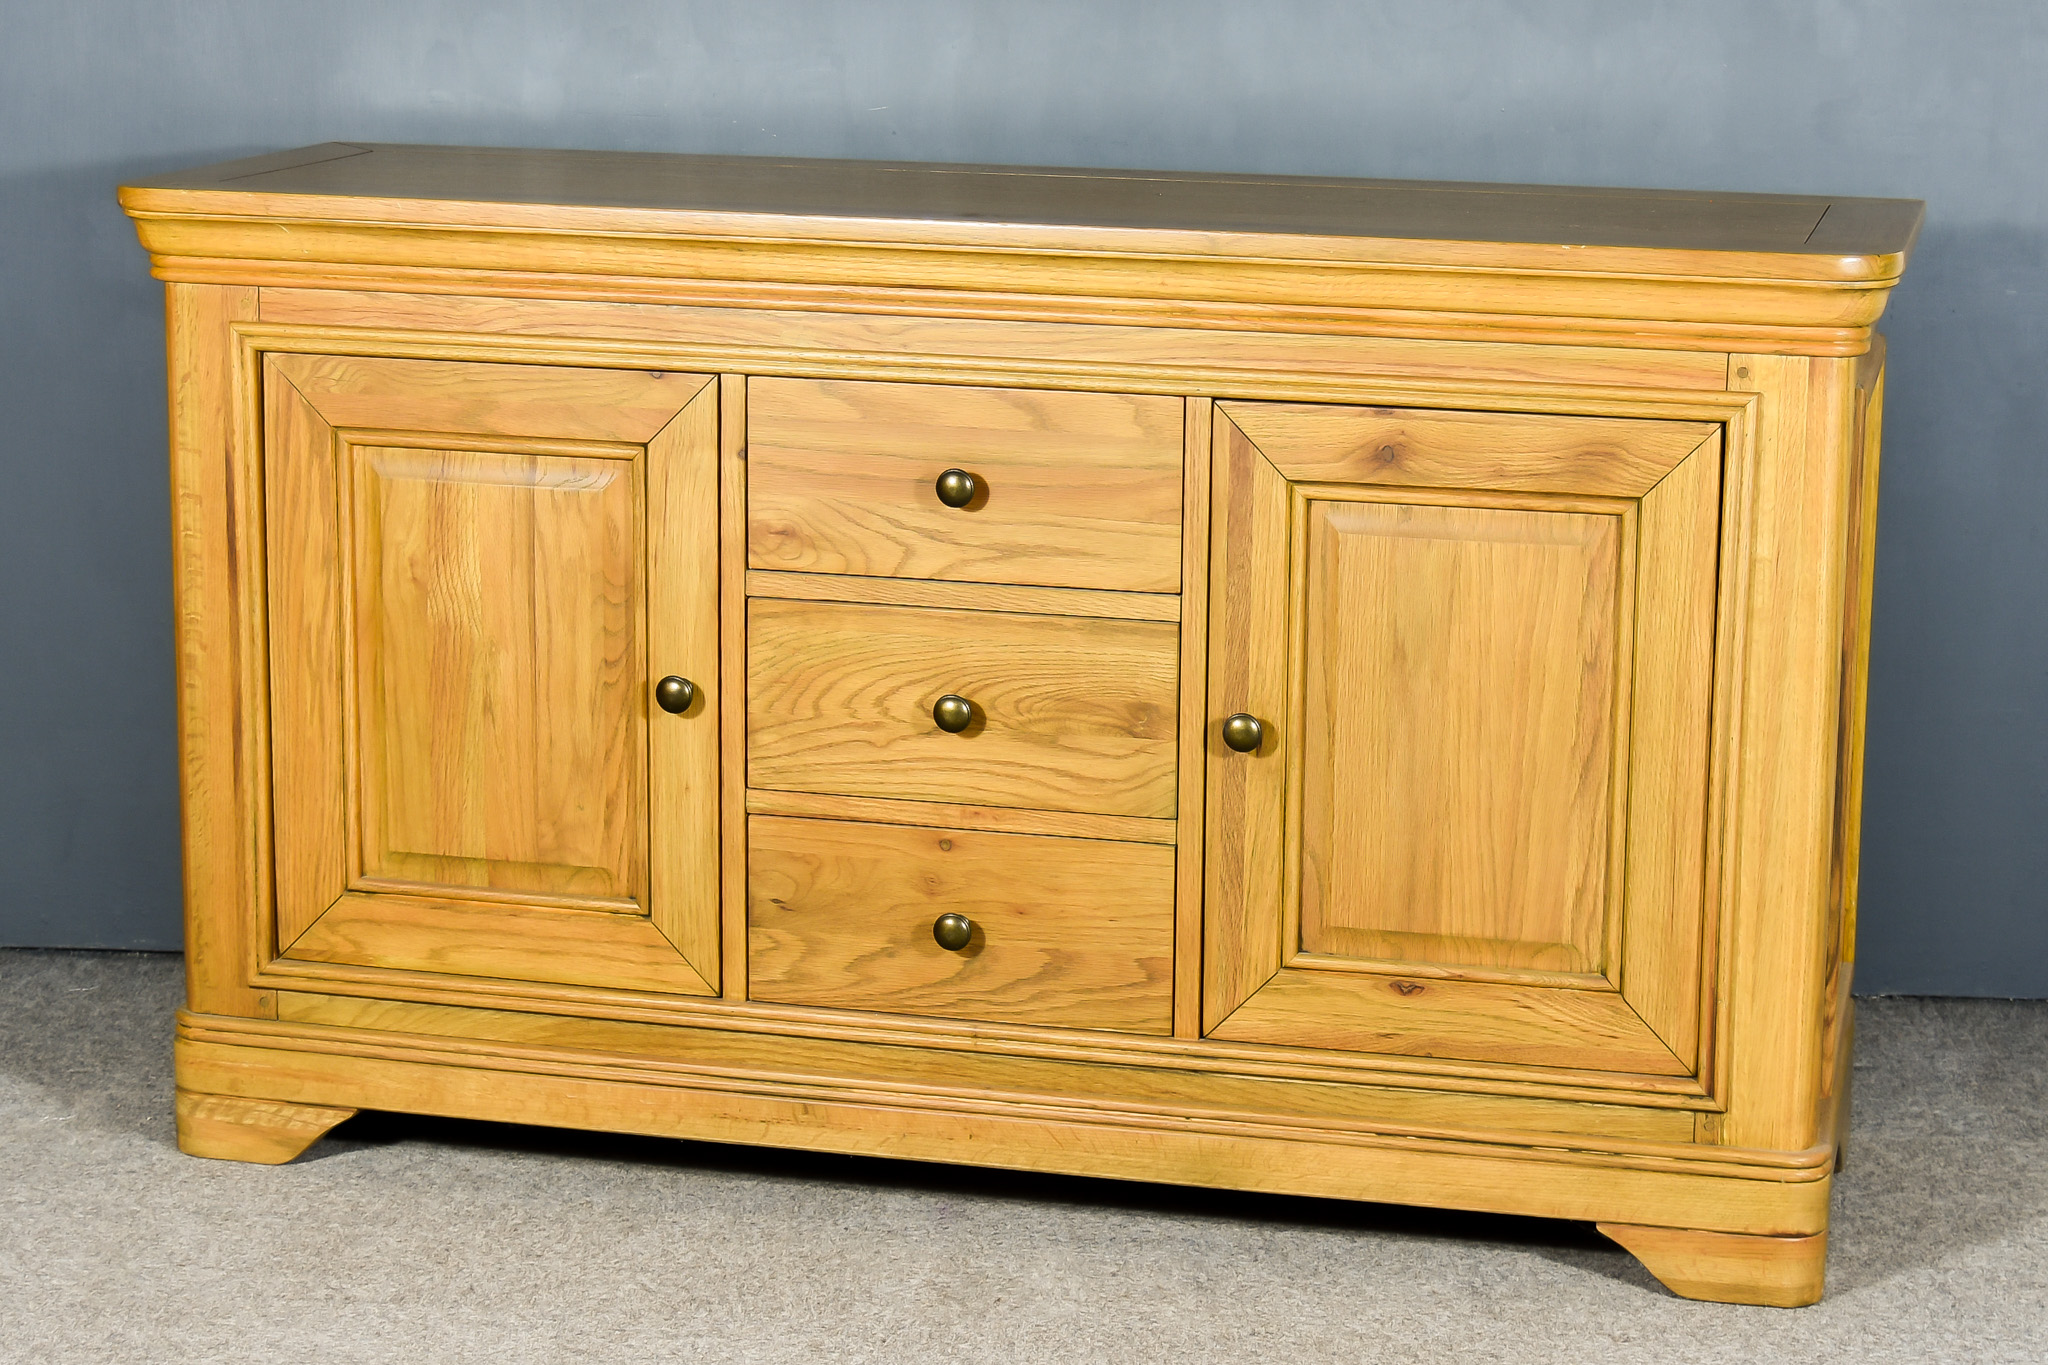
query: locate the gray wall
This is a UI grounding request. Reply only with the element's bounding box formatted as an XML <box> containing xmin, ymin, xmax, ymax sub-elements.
<box><xmin>3</xmin><ymin>1</ymin><xmax>2042</xmax><ymax>994</ymax></box>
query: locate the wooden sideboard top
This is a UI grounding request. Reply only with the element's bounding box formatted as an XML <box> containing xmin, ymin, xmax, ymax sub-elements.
<box><xmin>124</xmin><ymin>142</ymin><xmax>1920</xmax><ymax>276</ymax></box>
<box><xmin>120</xmin><ymin>143</ymin><xmax>1921</xmax><ymax>354</ymax></box>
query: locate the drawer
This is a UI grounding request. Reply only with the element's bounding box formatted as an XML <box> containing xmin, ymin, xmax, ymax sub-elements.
<box><xmin>748</xmin><ymin>599</ymin><xmax>1179</xmax><ymax>818</ymax></box>
<box><xmin>747</xmin><ymin>377</ymin><xmax>1184</xmax><ymax>592</ymax></box>
<box><xmin>747</xmin><ymin>816</ymin><xmax>1175</xmax><ymax>1034</ymax></box>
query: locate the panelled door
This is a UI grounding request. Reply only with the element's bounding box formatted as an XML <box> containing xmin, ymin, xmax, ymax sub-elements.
<box><xmin>1204</xmin><ymin>401</ymin><xmax>1724</xmax><ymax>1077</ymax></box>
<box><xmin>262</xmin><ymin>354</ymin><xmax>721</xmax><ymax>995</ymax></box>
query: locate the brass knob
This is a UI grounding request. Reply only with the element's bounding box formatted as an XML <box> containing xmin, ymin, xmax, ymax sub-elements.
<box><xmin>933</xmin><ymin>694</ymin><xmax>975</xmax><ymax>733</ymax></box>
<box><xmin>933</xmin><ymin>912</ymin><xmax>974</xmax><ymax>951</ymax></box>
<box><xmin>655</xmin><ymin>676</ymin><xmax>697</xmax><ymax>715</ymax></box>
<box><xmin>934</xmin><ymin>468</ymin><xmax>979</xmax><ymax>508</ymax></box>
<box><xmin>1221</xmin><ymin>712</ymin><xmax>1265</xmax><ymax>753</ymax></box>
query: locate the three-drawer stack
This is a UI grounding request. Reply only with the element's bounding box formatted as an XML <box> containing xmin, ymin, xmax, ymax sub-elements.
<box><xmin>742</xmin><ymin>378</ymin><xmax>1188</xmax><ymax>1034</ymax></box>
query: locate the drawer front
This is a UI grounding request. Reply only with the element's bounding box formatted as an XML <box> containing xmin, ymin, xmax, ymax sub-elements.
<box><xmin>748</xmin><ymin>599</ymin><xmax>1179</xmax><ymax>818</ymax></box>
<box><xmin>748</xmin><ymin>816</ymin><xmax>1175</xmax><ymax>1034</ymax></box>
<box><xmin>747</xmin><ymin>377</ymin><xmax>1184</xmax><ymax>592</ymax></box>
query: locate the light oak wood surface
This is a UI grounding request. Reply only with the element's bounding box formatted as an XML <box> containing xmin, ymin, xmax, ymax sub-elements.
<box><xmin>164</xmin><ymin>284</ymin><xmax>271</xmax><ymax>1015</ymax></box>
<box><xmin>1619</xmin><ymin>434</ymin><xmax>1724</xmax><ymax>1067</ymax></box>
<box><xmin>744</xmin><ymin>788</ymin><xmax>1177</xmax><ymax>846</ymax></box>
<box><xmin>1202</xmin><ymin>413</ymin><xmax>1293</xmax><ymax>1033</ymax></box>
<box><xmin>1717</xmin><ymin>355</ymin><xmax>1860</xmax><ymax>1154</ymax></box>
<box><xmin>349</xmin><ymin>441</ymin><xmax>645</xmax><ymax>903</ymax></box>
<box><xmin>253</xmin><ymin>288</ymin><xmax>1738</xmax><ymax>393</ymax></box>
<box><xmin>1829</xmin><ymin>345</ymin><xmax>1886</xmax><ymax>974</ymax></box>
<box><xmin>176</xmin><ymin>1009</ymin><xmax>1835</xmax><ymax>1236</ymax></box>
<box><xmin>127</xmin><ymin>145</ymin><xmax>1911</xmax><ymax>1306</ymax></box>
<box><xmin>269</xmin><ymin>351</ymin><xmax>700</xmax><ymax>441</ymax></box>
<box><xmin>1598</xmin><ymin>1223</ymin><xmax>1828</xmax><ymax>1309</ymax></box>
<box><xmin>288</xmin><ymin>891</ymin><xmax>715</xmax><ymax>996</ymax></box>
<box><xmin>269</xmin><ymin>991</ymin><xmax>1699</xmax><ymax>1144</ymax></box>
<box><xmin>123</xmin><ymin>145</ymin><xmax>1922</xmax><ymax>355</ymax></box>
<box><xmin>262</xmin><ymin>362</ymin><xmax>349</xmax><ymax>949</ymax></box>
<box><xmin>744</xmin><ymin>569</ymin><xmax>1180</xmax><ymax>622</ymax></box>
<box><xmin>646</xmin><ymin>384</ymin><xmax>724</xmax><ymax>978</ymax></box>
<box><xmin>260</xmin><ymin>352</ymin><xmax>720</xmax><ymax>992</ymax></box>
<box><xmin>748</xmin><ymin>377</ymin><xmax>1184</xmax><ymax>591</ymax></box>
<box><xmin>748</xmin><ymin>817</ymin><xmax>1175</xmax><ymax>1034</ymax></box>
<box><xmin>245</xmin><ymin>946</ymin><xmax>1731</xmax><ymax>1104</ymax></box>
<box><xmin>718</xmin><ymin>375</ymin><xmax>750</xmax><ymax>1001</ymax></box>
<box><xmin>1204</xmin><ymin>403</ymin><xmax>1721</xmax><ymax>1076</ymax></box>
<box><xmin>174</xmin><ymin>1088</ymin><xmax>356</xmax><ymax>1164</ymax></box>
<box><xmin>123</xmin><ymin>144</ymin><xmax>1917</xmax><ymax>265</ymax></box>
<box><xmin>747</xmin><ymin>598</ymin><xmax>1179</xmax><ymax>818</ymax></box>
<box><xmin>1220</xmin><ymin>402</ymin><xmax>1717</xmax><ymax>498</ymax></box>
<box><xmin>1294</xmin><ymin>497</ymin><xmax>1623</xmax><ymax>976</ymax></box>
<box><xmin>1173</xmin><ymin>398</ymin><xmax>1214</xmax><ymax>1038</ymax></box>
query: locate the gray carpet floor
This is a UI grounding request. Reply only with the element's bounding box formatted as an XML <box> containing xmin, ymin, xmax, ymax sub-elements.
<box><xmin>1</xmin><ymin>950</ymin><xmax>2041</xmax><ymax>1363</ymax></box>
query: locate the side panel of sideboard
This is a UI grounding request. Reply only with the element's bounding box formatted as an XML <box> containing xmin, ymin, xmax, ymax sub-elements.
<box><xmin>166</xmin><ymin>283</ymin><xmax>272</xmax><ymax>1019</ymax></box>
<box><xmin>1716</xmin><ymin>355</ymin><xmax>1861</xmax><ymax>1155</ymax></box>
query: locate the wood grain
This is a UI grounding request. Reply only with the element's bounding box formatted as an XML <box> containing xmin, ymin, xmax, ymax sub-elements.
<box><xmin>249</xmin><ymin>950</ymin><xmax>1725</xmax><ymax>1103</ymax></box>
<box><xmin>129</xmin><ymin>144</ymin><xmax>1916</xmax><ymax>264</ymax></box>
<box><xmin>174</xmin><ymin>1088</ymin><xmax>356</xmax><ymax>1164</ymax></box>
<box><xmin>185</xmin><ymin>254</ymin><xmax>1890</xmax><ymax>355</ymax></box>
<box><xmin>1831</xmin><ymin>348</ymin><xmax>1887</xmax><ymax>974</ymax></box>
<box><xmin>719</xmin><ymin>375</ymin><xmax>750</xmax><ymax>1000</ymax></box>
<box><xmin>1295</xmin><ymin>497</ymin><xmax>1623</xmax><ymax>975</ymax></box>
<box><xmin>744</xmin><ymin>788</ymin><xmax>1176</xmax><ymax>846</ymax></box>
<box><xmin>748</xmin><ymin>377</ymin><xmax>1184</xmax><ymax>591</ymax></box>
<box><xmin>1201</xmin><ymin>415</ymin><xmax>1295</xmax><ymax>1030</ymax></box>
<box><xmin>646</xmin><ymin>382</ymin><xmax>722</xmax><ymax>982</ymax></box>
<box><xmin>1174</xmin><ymin>398</ymin><xmax>1213</xmax><ymax>1038</ymax></box>
<box><xmin>1222</xmin><ymin>403</ymin><xmax>1717</xmax><ymax>498</ymax></box>
<box><xmin>270</xmin><ymin>991</ymin><xmax>1697</xmax><ymax>1144</ymax></box>
<box><xmin>747</xmin><ymin>599</ymin><xmax>1179</xmax><ymax>818</ymax></box>
<box><xmin>125</xmin><ymin>145</ymin><xmax>1922</xmax><ymax>355</ymax></box>
<box><xmin>175</xmin><ymin>1017</ymin><xmax>1833</xmax><ymax>1238</ymax></box>
<box><xmin>131</xmin><ymin>148</ymin><xmax>1907</xmax><ymax>1305</ymax></box>
<box><xmin>748</xmin><ymin>817</ymin><xmax>1175</xmax><ymax>1034</ymax></box>
<box><xmin>745</xmin><ymin>569</ymin><xmax>1179</xmax><ymax>622</ymax></box>
<box><xmin>257</xmin><ymin>352</ymin><xmax>720</xmax><ymax>991</ymax></box>
<box><xmin>1210</xmin><ymin>970</ymin><xmax>1690</xmax><ymax>1075</ymax></box>
<box><xmin>286</xmin><ymin>891</ymin><xmax>715</xmax><ymax>996</ymax></box>
<box><xmin>348</xmin><ymin>442</ymin><xmax>646</xmax><ymax>904</ymax></box>
<box><xmin>1619</xmin><ymin>434</ymin><xmax>1724</xmax><ymax>1067</ymax></box>
<box><xmin>267</xmin><ymin>351</ymin><xmax>699</xmax><ymax>442</ymax></box>
<box><xmin>1204</xmin><ymin>402</ymin><xmax>1719</xmax><ymax>1079</ymax></box>
<box><xmin>254</xmin><ymin>287</ymin><xmax>1737</xmax><ymax>393</ymax></box>
<box><xmin>1598</xmin><ymin>1224</ymin><xmax>1828</xmax><ymax>1308</ymax></box>
<box><xmin>263</xmin><ymin>362</ymin><xmax>348</xmax><ymax>948</ymax></box>
<box><xmin>1718</xmin><ymin>356</ymin><xmax>1859</xmax><ymax>1152</ymax></box>
<box><xmin>165</xmin><ymin>284</ymin><xmax>270</xmax><ymax>1016</ymax></box>
<box><xmin>1817</xmin><ymin>356</ymin><xmax>1886</xmax><ymax>1115</ymax></box>
<box><xmin>228</xmin><ymin>317</ymin><xmax>1761</xmax><ymax>424</ymax></box>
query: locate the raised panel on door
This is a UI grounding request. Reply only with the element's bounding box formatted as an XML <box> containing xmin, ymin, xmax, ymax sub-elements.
<box><xmin>350</xmin><ymin>443</ymin><xmax>643</xmax><ymax>904</ymax></box>
<box><xmin>263</xmin><ymin>353</ymin><xmax>721</xmax><ymax>995</ymax></box>
<box><xmin>1204</xmin><ymin>402</ymin><xmax>1723</xmax><ymax>1079</ymax></box>
<box><xmin>1298</xmin><ymin>498</ymin><xmax>1626</xmax><ymax>977</ymax></box>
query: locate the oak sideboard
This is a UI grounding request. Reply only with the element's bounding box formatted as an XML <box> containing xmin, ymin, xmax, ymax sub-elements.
<box><xmin>120</xmin><ymin>144</ymin><xmax>1920</xmax><ymax>1306</ymax></box>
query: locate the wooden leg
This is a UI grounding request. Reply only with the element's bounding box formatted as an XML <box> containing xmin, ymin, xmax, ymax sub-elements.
<box><xmin>175</xmin><ymin>1089</ymin><xmax>358</xmax><ymax>1165</ymax></box>
<box><xmin>1598</xmin><ymin>1223</ymin><xmax>1828</xmax><ymax>1307</ymax></box>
